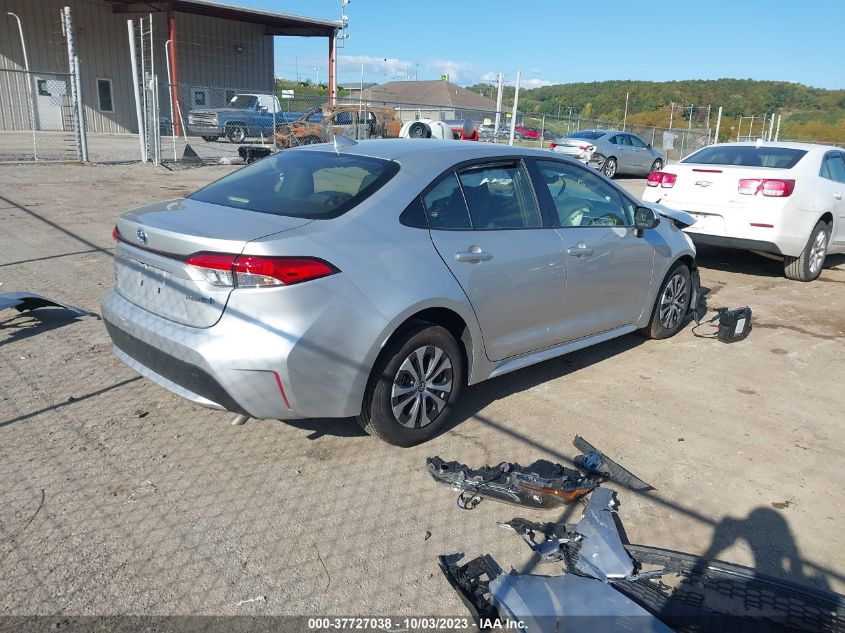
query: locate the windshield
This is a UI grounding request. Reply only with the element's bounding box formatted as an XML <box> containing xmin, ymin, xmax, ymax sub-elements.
<box><xmin>566</xmin><ymin>131</ymin><xmax>605</xmax><ymax>141</ymax></box>
<box><xmin>229</xmin><ymin>95</ymin><xmax>258</xmax><ymax>109</ymax></box>
<box><xmin>683</xmin><ymin>146</ymin><xmax>808</xmax><ymax>168</ymax></box>
<box><xmin>189</xmin><ymin>150</ymin><xmax>399</xmax><ymax>219</ymax></box>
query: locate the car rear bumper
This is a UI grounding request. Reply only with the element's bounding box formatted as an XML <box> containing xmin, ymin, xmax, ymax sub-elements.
<box><xmin>685</xmin><ymin>233</ymin><xmax>784</xmax><ymax>255</ymax></box>
<box><xmin>102</xmin><ymin>276</ymin><xmax>389</xmax><ymax>420</ymax></box>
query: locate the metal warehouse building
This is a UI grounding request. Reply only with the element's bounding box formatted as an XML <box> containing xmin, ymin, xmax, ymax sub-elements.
<box><xmin>0</xmin><ymin>0</ymin><xmax>339</xmax><ymax>137</ymax></box>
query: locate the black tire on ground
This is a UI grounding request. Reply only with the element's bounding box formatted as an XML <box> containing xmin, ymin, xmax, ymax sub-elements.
<box><xmin>650</xmin><ymin>158</ymin><xmax>663</xmax><ymax>173</ymax></box>
<box><xmin>356</xmin><ymin>322</ymin><xmax>464</xmax><ymax>447</ymax></box>
<box><xmin>298</xmin><ymin>135</ymin><xmax>322</xmax><ymax>145</ymax></box>
<box><xmin>602</xmin><ymin>156</ymin><xmax>618</xmax><ymax>178</ymax></box>
<box><xmin>201</xmin><ymin>135</ymin><xmax>219</xmax><ymax>142</ymax></box>
<box><xmin>226</xmin><ymin>124</ymin><xmax>247</xmax><ymax>143</ymax></box>
<box><xmin>783</xmin><ymin>220</ymin><xmax>831</xmax><ymax>282</ymax></box>
<box><xmin>640</xmin><ymin>262</ymin><xmax>692</xmax><ymax>339</ymax></box>
<box><xmin>407</xmin><ymin>122</ymin><xmax>432</xmax><ymax>138</ymax></box>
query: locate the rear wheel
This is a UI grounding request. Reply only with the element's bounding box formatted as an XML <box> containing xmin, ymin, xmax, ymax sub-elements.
<box><xmin>641</xmin><ymin>263</ymin><xmax>691</xmax><ymax>339</ymax></box>
<box><xmin>226</xmin><ymin>124</ymin><xmax>247</xmax><ymax>143</ymax></box>
<box><xmin>356</xmin><ymin>322</ymin><xmax>464</xmax><ymax>447</ymax></box>
<box><xmin>602</xmin><ymin>156</ymin><xmax>618</xmax><ymax>178</ymax></box>
<box><xmin>650</xmin><ymin>158</ymin><xmax>663</xmax><ymax>173</ymax></box>
<box><xmin>784</xmin><ymin>220</ymin><xmax>830</xmax><ymax>281</ymax></box>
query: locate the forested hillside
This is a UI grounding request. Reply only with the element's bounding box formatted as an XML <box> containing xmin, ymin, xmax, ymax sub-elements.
<box><xmin>467</xmin><ymin>79</ymin><xmax>845</xmax><ymax>142</ymax></box>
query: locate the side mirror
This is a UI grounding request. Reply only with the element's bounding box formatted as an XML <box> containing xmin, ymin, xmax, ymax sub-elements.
<box><xmin>634</xmin><ymin>206</ymin><xmax>659</xmax><ymax>237</ymax></box>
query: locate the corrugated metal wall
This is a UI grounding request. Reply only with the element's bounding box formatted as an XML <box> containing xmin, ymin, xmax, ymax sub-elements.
<box><xmin>0</xmin><ymin>0</ymin><xmax>274</xmax><ymax>134</ymax></box>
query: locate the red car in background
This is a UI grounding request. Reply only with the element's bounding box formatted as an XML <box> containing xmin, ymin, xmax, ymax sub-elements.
<box><xmin>514</xmin><ymin>125</ymin><xmax>542</xmax><ymax>140</ymax></box>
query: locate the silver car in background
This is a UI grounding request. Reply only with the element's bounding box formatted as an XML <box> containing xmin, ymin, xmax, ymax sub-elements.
<box><xmin>551</xmin><ymin>130</ymin><xmax>665</xmax><ymax>178</ymax></box>
<box><xmin>103</xmin><ymin>139</ymin><xmax>697</xmax><ymax>446</ymax></box>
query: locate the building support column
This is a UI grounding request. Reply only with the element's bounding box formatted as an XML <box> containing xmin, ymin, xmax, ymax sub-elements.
<box><xmin>328</xmin><ymin>31</ymin><xmax>336</xmax><ymax>106</ymax></box>
<box><xmin>167</xmin><ymin>9</ymin><xmax>181</xmax><ymax>136</ymax></box>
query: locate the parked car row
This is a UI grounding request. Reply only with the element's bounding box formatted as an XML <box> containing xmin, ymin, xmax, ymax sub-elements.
<box><xmin>550</xmin><ymin>130</ymin><xmax>665</xmax><ymax>177</ymax></box>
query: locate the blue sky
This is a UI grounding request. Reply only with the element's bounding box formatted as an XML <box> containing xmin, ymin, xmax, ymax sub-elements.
<box><xmin>225</xmin><ymin>0</ymin><xmax>845</xmax><ymax>89</ymax></box>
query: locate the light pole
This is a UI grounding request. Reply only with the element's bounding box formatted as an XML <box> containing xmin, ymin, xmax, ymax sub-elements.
<box><xmin>7</xmin><ymin>12</ymin><xmax>37</xmax><ymax>159</ymax></box>
<box><xmin>622</xmin><ymin>91</ymin><xmax>629</xmax><ymax>132</ymax></box>
<box><xmin>314</xmin><ymin>66</ymin><xmax>321</xmax><ymax>88</ymax></box>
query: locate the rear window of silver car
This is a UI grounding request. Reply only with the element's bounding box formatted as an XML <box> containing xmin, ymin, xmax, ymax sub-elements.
<box><xmin>567</xmin><ymin>131</ymin><xmax>605</xmax><ymax>141</ymax></box>
<box><xmin>189</xmin><ymin>150</ymin><xmax>399</xmax><ymax>218</ymax></box>
<box><xmin>683</xmin><ymin>146</ymin><xmax>807</xmax><ymax>168</ymax></box>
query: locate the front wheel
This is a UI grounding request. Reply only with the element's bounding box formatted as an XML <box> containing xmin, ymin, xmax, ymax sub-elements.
<box><xmin>602</xmin><ymin>156</ymin><xmax>618</xmax><ymax>178</ymax></box>
<box><xmin>784</xmin><ymin>220</ymin><xmax>830</xmax><ymax>282</ymax></box>
<box><xmin>356</xmin><ymin>322</ymin><xmax>464</xmax><ymax>447</ymax></box>
<box><xmin>640</xmin><ymin>263</ymin><xmax>692</xmax><ymax>339</ymax></box>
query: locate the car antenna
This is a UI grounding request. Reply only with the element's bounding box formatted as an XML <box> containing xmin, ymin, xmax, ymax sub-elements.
<box><xmin>333</xmin><ymin>134</ymin><xmax>357</xmax><ymax>153</ymax></box>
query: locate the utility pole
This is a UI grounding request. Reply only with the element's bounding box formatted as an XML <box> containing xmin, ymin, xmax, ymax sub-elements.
<box><xmin>713</xmin><ymin>106</ymin><xmax>723</xmax><ymax>145</ymax></box>
<box><xmin>768</xmin><ymin>112</ymin><xmax>775</xmax><ymax>141</ymax></box>
<box><xmin>508</xmin><ymin>71</ymin><xmax>521</xmax><ymax>146</ymax></box>
<box><xmin>669</xmin><ymin>102</ymin><xmax>674</xmax><ymax>129</ymax></box>
<box><xmin>775</xmin><ymin>114</ymin><xmax>782</xmax><ymax>141</ymax></box>
<box><xmin>494</xmin><ymin>72</ymin><xmax>504</xmax><ymax>136</ymax></box>
<box><xmin>622</xmin><ymin>91</ymin><xmax>629</xmax><ymax>132</ymax></box>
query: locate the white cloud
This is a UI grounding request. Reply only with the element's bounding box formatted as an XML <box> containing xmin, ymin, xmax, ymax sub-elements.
<box><xmin>481</xmin><ymin>71</ymin><xmax>500</xmax><ymax>83</ymax></box>
<box><xmin>426</xmin><ymin>59</ymin><xmax>475</xmax><ymax>83</ymax></box>
<box><xmin>521</xmin><ymin>78</ymin><xmax>554</xmax><ymax>88</ymax></box>
<box><xmin>338</xmin><ymin>55</ymin><xmax>415</xmax><ymax>80</ymax></box>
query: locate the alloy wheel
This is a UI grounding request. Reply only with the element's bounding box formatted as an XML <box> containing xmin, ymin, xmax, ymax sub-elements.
<box><xmin>391</xmin><ymin>345</ymin><xmax>453</xmax><ymax>428</ymax></box>
<box><xmin>659</xmin><ymin>274</ymin><xmax>688</xmax><ymax>329</ymax></box>
<box><xmin>809</xmin><ymin>229</ymin><xmax>828</xmax><ymax>275</ymax></box>
<box><xmin>603</xmin><ymin>158</ymin><xmax>617</xmax><ymax>178</ymax></box>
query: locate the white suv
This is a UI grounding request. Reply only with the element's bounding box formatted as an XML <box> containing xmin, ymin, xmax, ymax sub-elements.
<box><xmin>642</xmin><ymin>142</ymin><xmax>845</xmax><ymax>281</ymax></box>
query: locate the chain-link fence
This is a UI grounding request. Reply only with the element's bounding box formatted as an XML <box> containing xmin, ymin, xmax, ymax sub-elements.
<box><xmin>0</xmin><ymin>7</ymin><xmax>86</xmax><ymax>163</ymax></box>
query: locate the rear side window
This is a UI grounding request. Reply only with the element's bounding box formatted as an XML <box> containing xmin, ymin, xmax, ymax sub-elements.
<box><xmin>683</xmin><ymin>146</ymin><xmax>807</xmax><ymax>168</ymax></box>
<box><xmin>189</xmin><ymin>151</ymin><xmax>398</xmax><ymax>218</ymax></box>
<box><xmin>820</xmin><ymin>153</ymin><xmax>845</xmax><ymax>183</ymax></box>
<box><xmin>457</xmin><ymin>162</ymin><xmax>542</xmax><ymax>229</ymax></box>
<box><xmin>423</xmin><ymin>174</ymin><xmax>471</xmax><ymax>229</ymax></box>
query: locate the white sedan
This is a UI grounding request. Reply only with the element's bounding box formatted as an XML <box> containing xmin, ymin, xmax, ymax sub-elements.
<box><xmin>642</xmin><ymin>142</ymin><xmax>845</xmax><ymax>281</ymax></box>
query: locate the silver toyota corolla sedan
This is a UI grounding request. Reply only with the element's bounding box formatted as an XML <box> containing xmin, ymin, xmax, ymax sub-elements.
<box><xmin>103</xmin><ymin>139</ymin><xmax>697</xmax><ymax>446</ymax></box>
<box><xmin>551</xmin><ymin>130</ymin><xmax>665</xmax><ymax>178</ymax></box>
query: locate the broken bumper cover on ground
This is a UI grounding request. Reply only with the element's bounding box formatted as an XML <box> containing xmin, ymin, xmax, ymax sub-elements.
<box><xmin>426</xmin><ymin>456</ymin><xmax>605</xmax><ymax>510</ymax></box>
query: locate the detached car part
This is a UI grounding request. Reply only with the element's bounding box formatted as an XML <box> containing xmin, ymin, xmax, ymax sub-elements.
<box><xmin>441</xmin><ymin>489</ymin><xmax>845</xmax><ymax>632</ymax></box>
<box><xmin>0</xmin><ymin>292</ymin><xmax>88</xmax><ymax>317</ymax></box>
<box><xmin>426</xmin><ymin>455</ymin><xmax>605</xmax><ymax>510</ymax></box>
<box><xmin>427</xmin><ymin>436</ymin><xmax>653</xmax><ymax>510</ymax></box>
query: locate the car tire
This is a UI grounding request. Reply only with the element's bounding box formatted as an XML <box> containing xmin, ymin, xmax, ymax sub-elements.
<box><xmin>356</xmin><ymin>322</ymin><xmax>464</xmax><ymax>447</ymax></box>
<box><xmin>784</xmin><ymin>220</ymin><xmax>830</xmax><ymax>282</ymax></box>
<box><xmin>226</xmin><ymin>124</ymin><xmax>247</xmax><ymax>144</ymax></box>
<box><xmin>298</xmin><ymin>135</ymin><xmax>322</xmax><ymax>145</ymax></box>
<box><xmin>640</xmin><ymin>262</ymin><xmax>692</xmax><ymax>339</ymax></box>
<box><xmin>407</xmin><ymin>122</ymin><xmax>432</xmax><ymax>138</ymax></box>
<box><xmin>650</xmin><ymin>158</ymin><xmax>663</xmax><ymax>173</ymax></box>
<box><xmin>602</xmin><ymin>156</ymin><xmax>618</xmax><ymax>178</ymax></box>
<box><xmin>201</xmin><ymin>135</ymin><xmax>219</xmax><ymax>142</ymax></box>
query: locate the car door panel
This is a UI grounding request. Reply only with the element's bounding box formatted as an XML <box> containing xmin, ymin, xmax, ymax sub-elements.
<box><xmin>532</xmin><ymin>158</ymin><xmax>656</xmax><ymax>341</ymax></box>
<box><xmin>424</xmin><ymin>165</ymin><xmax>566</xmax><ymax>361</ymax></box>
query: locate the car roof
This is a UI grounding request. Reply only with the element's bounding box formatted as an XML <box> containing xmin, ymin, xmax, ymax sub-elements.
<box><xmin>290</xmin><ymin>138</ymin><xmax>557</xmax><ymax>162</ymax></box>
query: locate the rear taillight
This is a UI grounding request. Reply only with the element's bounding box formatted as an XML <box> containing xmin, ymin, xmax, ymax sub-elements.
<box><xmin>646</xmin><ymin>171</ymin><xmax>677</xmax><ymax>188</ymax></box>
<box><xmin>550</xmin><ymin>143</ymin><xmax>557</xmax><ymax>149</ymax></box>
<box><xmin>186</xmin><ymin>252</ymin><xmax>338</xmax><ymax>288</ymax></box>
<box><xmin>112</xmin><ymin>225</ymin><xmax>120</xmax><ymax>242</ymax></box>
<box><xmin>738</xmin><ymin>179</ymin><xmax>795</xmax><ymax>197</ymax></box>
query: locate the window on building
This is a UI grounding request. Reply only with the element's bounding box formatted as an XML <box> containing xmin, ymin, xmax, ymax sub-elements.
<box><xmin>97</xmin><ymin>79</ymin><xmax>113</xmax><ymax>112</ymax></box>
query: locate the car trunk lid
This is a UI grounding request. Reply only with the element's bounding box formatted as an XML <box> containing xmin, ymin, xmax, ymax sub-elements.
<box><xmin>114</xmin><ymin>198</ymin><xmax>312</xmax><ymax>327</ymax></box>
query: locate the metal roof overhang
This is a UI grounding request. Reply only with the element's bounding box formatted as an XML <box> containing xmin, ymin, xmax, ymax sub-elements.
<box><xmin>105</xmin><ymin>0</ymin><xmax>340</xmax><ymax>36</ymax></box>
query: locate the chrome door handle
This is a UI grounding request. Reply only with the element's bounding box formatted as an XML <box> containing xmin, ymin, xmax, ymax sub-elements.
<box><xmin>567</xmin><ymin>242</ymin><xmax>594</xmax><ymax>257</ymax></box>
<box><xmin>835</xmin><ymin>193</ymin><xmax>842</xmax><ymax>200</ymax></box>
<box><xmin>455</xmin><ymin>246</ymin><xmax>493</xmax><ymax>263</ymax></box>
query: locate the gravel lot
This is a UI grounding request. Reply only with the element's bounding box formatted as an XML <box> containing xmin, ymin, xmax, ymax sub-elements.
<box><xmin>1</xmin><ymin>161</ymin><xmax>844</xmax><ymax>619</ymax></box>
